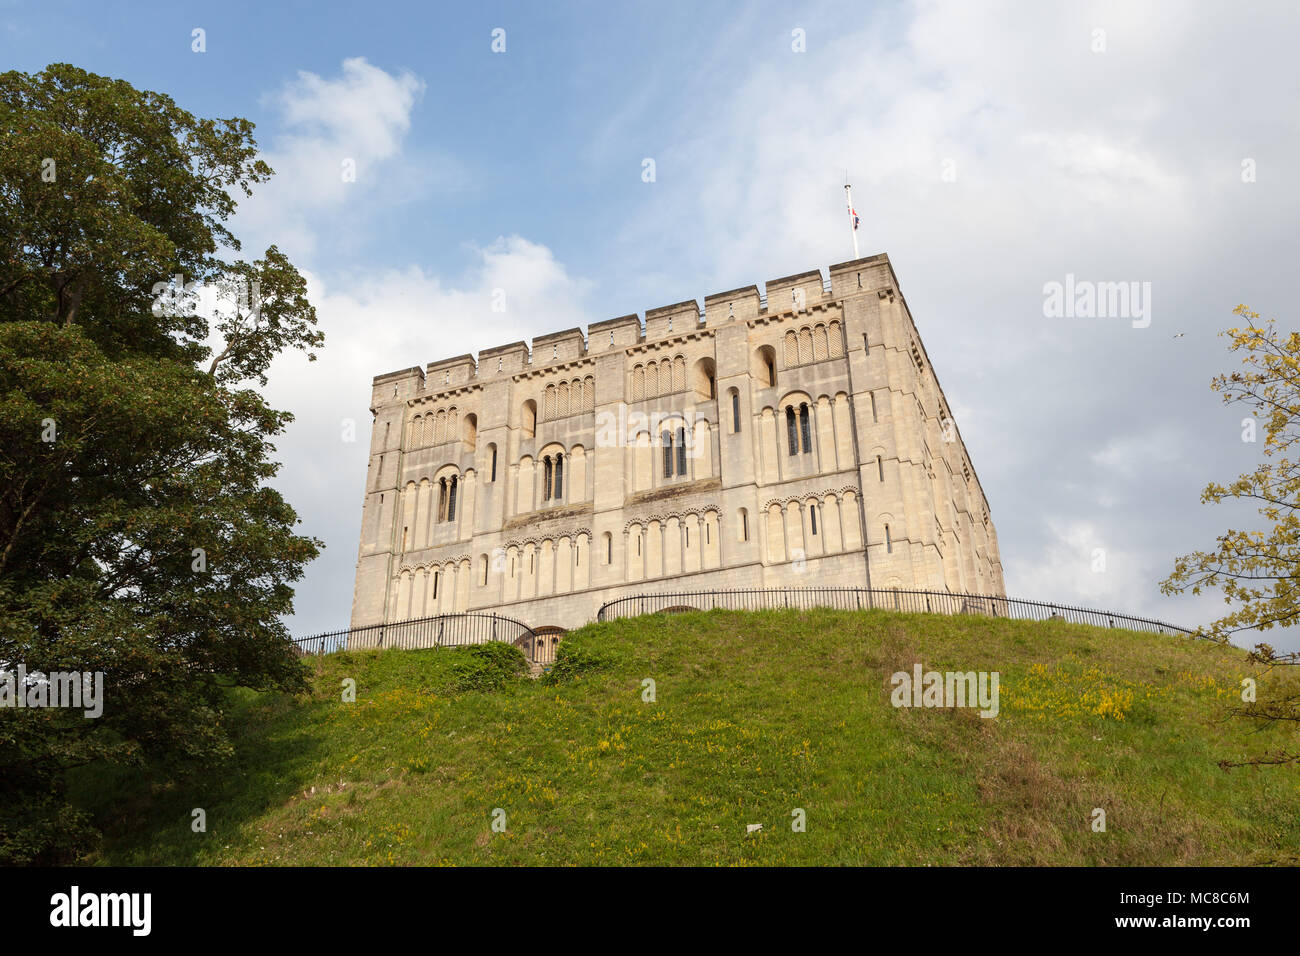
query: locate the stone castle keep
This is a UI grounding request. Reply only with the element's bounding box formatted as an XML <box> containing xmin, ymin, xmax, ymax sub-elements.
<box><xmin>350</xmin><ymin>253</ymin><xmax>1005</xmax><ymax>633</ymax></box>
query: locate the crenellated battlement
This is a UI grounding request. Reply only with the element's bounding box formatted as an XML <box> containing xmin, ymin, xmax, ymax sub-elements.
<box><xmin>371</xmin><ymin>253</ymin><xmax>899</xmax><ymax>395</ymax></box>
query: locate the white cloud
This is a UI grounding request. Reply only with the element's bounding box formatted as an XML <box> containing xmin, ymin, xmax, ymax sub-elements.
<box><xmin>237</xmin><ymin>58</ymin><xmax>427</xmax><ymax>257</ymax></box>
<box><xmin>275</xmin><ymin>56</ymin><xmax>422</xmax><ymax>162</ymax></box>
<box><xmin>1090</xmin><ymin>429</ymin><xmax>1185</xmax><ymax>479</ymax></box>
<box><xmin>1006</xmin><ymin>517</ymin><xmax>1147</xmax><ymax>610</ymax></box>
<box><xmin>285</xmin><ymin>235</ymin><xmax>594</xmax><ymax>380</ymax></box>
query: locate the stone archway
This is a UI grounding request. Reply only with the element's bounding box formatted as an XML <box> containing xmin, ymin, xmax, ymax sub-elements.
<box><xmin>531</xmin><ymin>625</ymin><xmax>567</xmax><ymax>664</ymax></box>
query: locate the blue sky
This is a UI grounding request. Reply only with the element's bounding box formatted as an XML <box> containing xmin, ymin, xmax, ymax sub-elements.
<box><xmin>6</xmin><ymin>0</ymin><xmax>1300</xmax><ymax>650</ymax></box>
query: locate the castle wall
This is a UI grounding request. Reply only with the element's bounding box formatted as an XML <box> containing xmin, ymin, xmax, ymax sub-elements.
<box><xmin>350</xmin><ymin>254</ymin><xmax>1005</xmax><ymax>632</ymax></box>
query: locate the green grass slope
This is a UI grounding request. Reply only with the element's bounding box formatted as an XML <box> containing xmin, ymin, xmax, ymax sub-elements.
<box><xmin>76</xmin><ymin>609</ymin><xmax>1300</xmax><ymax>865</ymax></box>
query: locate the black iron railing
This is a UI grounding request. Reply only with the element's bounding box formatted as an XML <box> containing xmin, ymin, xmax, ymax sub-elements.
<box><xmin>290</xmin><ymin>612</ymin><xmax>541</xmax><ymax>659</ymax></box>
<box><xmin>595</xmin><ymin>587</ymin><xmax>1196</xmax><ymax>636</ymax></box>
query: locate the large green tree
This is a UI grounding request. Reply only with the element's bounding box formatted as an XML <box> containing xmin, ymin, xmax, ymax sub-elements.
<box><xmin>1163</xmin><ymin>306</ymin><xmax>1300</xmax><ymax>769</ymax></box>
<box><xmin>0</xmin><ymin>64</ymin><xmax>322</xmax><ymax>862</ymax></box>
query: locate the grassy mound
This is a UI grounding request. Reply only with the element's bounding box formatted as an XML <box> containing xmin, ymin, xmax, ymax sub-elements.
<box><xmin>73</xmin><ymin>609</ymin><xmax>1300</xmax><ymax>865</ymax></box>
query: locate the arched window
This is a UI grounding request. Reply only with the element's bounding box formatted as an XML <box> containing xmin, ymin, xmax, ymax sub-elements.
<box><xmin>799</xmin><ymin>403</ymin><xmax>812</xmax><ymax>453</ymax></box>
<box><xmin>603</xmin><ymin>532</ymin><xmax>613</xmax><ymax>565</ymax></box>
<box><xmin>554</xmin><ymin>453</ymin><xmax>564</xmax><ymax>500</ymax></box>
<box><xmin>692</xmin><ymin>357</ymin><xmax>716</xmax><ymax>399</ymax></box>
<box><xmin>731</xmin><ymin>390</ymin><xmax>741</xmax><ymax>433</ymax></box>
<box><xmin>877</xmin><ymin>455</ymin><xmax>884</xmax><ymax>481</ymax></box>
<box><xmin>662</xmin><ymin>431</ymin><xmax>674</xmax><ymax>478</ymax></box>
<box><xmin>521</xmin><ymin>400</ymin><xmax>537</xmax><ymax>439</ymax></box>
<box><xmin>885</xmin><ymin>524</ymin><xmax>893</xmax><ymax>554</ymax></box>
<box><xmin>543</xmin><ymin>457</ymin><xmax>553</xmax><ymax>501</ymax></box>
<box><xmin>480</xmin><ymin>555</ymin><xmax>488</xmax><ymax>585</ymax></box>
<box><xmin>753</xmin><ymin>345</ymin><xmax>776</xmax><ymax>387</ymax></box>
<box><xmin>489</xmin><ymin>444</ymin><xmax>498</xmax><ymax>482</ymax></box>
<box><xmin>675</xmin><ymin>427</ymin><xmax>686</xmax><ymax>476</ymax></box>
<box><xmin>432</xmin><ymin>570</ymin><xmax>440</xmax><ymax>599</ymax></box>
<box><xmin>447</xmin><ymin>476</ymin><xmax>458</xmax><ymax>522</ymax></box>
<box><xmin>739</xmin><ymin>508</ymin><xmax>749</xmax><ymax>541</ymax></box>
<box><xmin>810</xmin><ymin>503</ymin><xmax>818</xmax><ymax>535</ymax></box>
<box><xmin>829</xmin><ymin>321</ymin><xmax>844</xmax><ymax>356</ymax></box>
<box><xmin>786</xmin><ymin>407</ymin><xmax>798</xmax><ymax>456</ymax></box>
<box><xmin>437</xmin><ymin>477</ymin><xmax>448</xmax><ymax>522</ymax></box>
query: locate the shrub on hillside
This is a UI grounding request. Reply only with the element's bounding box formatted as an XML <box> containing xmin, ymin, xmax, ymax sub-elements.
<box><xmin>542</xmin><ymin>636</ymin><xmax>618</xmax><ymax>685</ymax></box>
<box><xmin>447</xmin><ymin>642</ymin><xmax>528</xmax><ymax>693</ymax></box>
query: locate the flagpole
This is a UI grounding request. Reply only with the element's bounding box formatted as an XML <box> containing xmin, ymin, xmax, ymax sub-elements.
<box><xmin>844</xmin><ymin>183</ymin><xmax>859</xmax><ymax>259</ymax></box>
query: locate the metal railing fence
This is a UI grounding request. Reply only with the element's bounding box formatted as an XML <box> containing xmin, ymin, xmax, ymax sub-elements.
<box><xmin>290</xmin><ymin>612</ymin><xmax>543</xmax><ymax>660</ymax></box>
<box><xmin>595</xmin><ymin>587</ymin><xmax>1195</xmax><ymax>636</ymax></box>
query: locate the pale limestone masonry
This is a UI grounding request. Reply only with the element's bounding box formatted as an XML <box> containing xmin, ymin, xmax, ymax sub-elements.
<box><xmin>350</xmin><ymin>253</ymin><xmax>1005</xmax><ymax>635</ymax></box>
